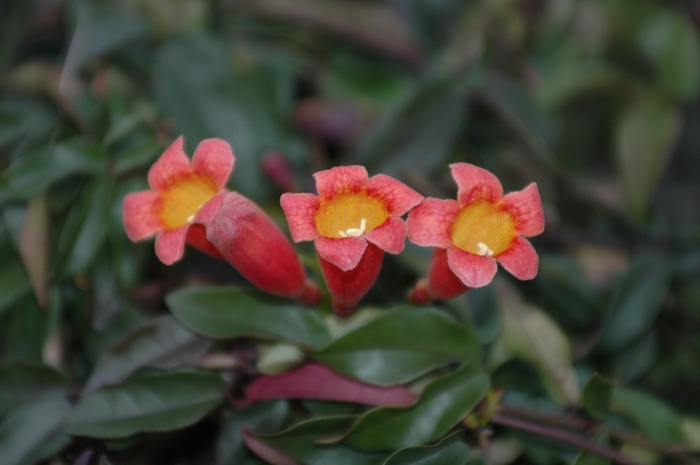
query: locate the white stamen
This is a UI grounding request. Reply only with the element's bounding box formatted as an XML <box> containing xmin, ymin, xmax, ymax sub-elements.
<box><xmin>340</xmin><ymin>218</ymin><xmax>367</xmax><ymax>238</ymax></box>
<box><xmin>187</xmin><ymin>215</ymin><xmax>195</xmax><ymax>223</ymax></box>
<box><xmin>477</xmin><ymin>242</ymin><xmax>494</xmax><ymax>257</ymax></box>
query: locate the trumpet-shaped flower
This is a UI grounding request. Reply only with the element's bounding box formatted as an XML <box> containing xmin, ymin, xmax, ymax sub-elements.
<box><xmin>122</xmin><ymin>137</ymin><xmax>233</xmax><ymax>265</ymax></box>
<box><xmin>407</xmin><ymin>163</ymin><xmax>544</xmax><ymax>302</ymax></box>
<box><xmin>281</xmin><ymin>166</ymin><xmax>423</xmax><ymax>314</ymax></box>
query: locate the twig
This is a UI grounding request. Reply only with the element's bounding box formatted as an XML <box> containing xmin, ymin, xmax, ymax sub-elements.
<box><xmin>491</xmin><ymin>413</ymin><xmax>641</xmax><ymax>465</ymax></box>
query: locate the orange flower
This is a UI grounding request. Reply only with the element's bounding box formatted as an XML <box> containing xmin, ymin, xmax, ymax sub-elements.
<box><xmin>407</xmin><ymin>163</ymin><xmax>544</xmax><ymax>303</ymax></box>
<box><xmin>281</xmin><ymin>166</ymin><xmax>423</xmax><ymax>314</ymax></box>
<box><xmin>122</xmin><ymin>137</ymin><xmax>233</xmax><ymax>265</ymax></box>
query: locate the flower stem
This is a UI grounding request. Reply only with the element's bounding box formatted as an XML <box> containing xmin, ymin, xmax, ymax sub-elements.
<box><xmin>491</xmin><ymin>413</ymin><xmax>641</xmax><ymax>465</ymax></box>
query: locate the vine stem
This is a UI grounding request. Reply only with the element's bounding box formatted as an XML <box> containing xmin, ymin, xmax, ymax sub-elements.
<box><xmin>491</xmin><ymin>413</ymin><xmax>642</xmax><ymax>465</ymax></box>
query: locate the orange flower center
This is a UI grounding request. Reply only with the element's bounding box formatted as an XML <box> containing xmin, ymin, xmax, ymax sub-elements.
<box><xmin>315</xmin><ymin>192</ymin><xmax>389</xmax><ymax>239</ymax></box>
<box><xmin>451</xmin><ymin>201</ymin><xmax>515</xmax><ymax>256</ymax></box>
<box><xmin>158</xmin><ymin>175</ymin><xmax>219</xmax><ymax>230</ymax></box>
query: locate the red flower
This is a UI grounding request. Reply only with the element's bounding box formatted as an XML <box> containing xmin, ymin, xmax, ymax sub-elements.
<box><xmin>407</xmin><ymin>163</ymin><xmax>544</xmax><ymax>303</ymax></box>
<box><xmin>122</xmin><ymin>136</ymin><xmax>233</xmax><ymax>265</ymax></box>
<box><xmin>281</xmin><ymin>166</ymin><xmax>423</xmax><ymax>314</ymax></box>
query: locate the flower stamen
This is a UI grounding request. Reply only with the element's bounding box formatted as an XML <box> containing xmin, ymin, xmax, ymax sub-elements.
<box><xmin>339</xmin><ymin>218</ymin><xmax>367</xmax><ymax>238</ymax></box>
<box><xmin>477</xmin><ymin>242</ymin><xmax>495</xmax><ymax>257</ymax></box>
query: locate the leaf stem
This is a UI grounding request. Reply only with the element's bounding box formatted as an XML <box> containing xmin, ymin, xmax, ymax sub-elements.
<box><xmin>491</xmin><ymin>413</ymin><xmax>642</xmax><ymax>465</ymax></box>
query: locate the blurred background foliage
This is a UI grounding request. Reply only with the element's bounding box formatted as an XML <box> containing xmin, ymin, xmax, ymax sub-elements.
<box><xmin>1</xmin><ymin>0</ymin><xmax>700</xmax><ymax>464</ymax></box>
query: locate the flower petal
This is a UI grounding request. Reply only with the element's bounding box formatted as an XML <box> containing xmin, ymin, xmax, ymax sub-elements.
<box><xmin>497</xmin><ymin>236</ymin><xmax>539</xmax><ymax>280</ymax></box>
<box><xmin>314</xmin><ymin>236</ymin><xmax>367</xmax><ymax>271</ymax></box>
<box><xmin>314</xmin><ymin>166</ymin><xmax>368</xmax><ymax>199</ymax></box>
<box><xmin>280</xmin><ymin>193</ymin><xmax>320</xmax><ymax>242</ymax></box>
<box><xmin>122</xmin><ymin>191</ymin><xmax>162</xmax><ymax>241</ymax></box>
<box><xmin>446</xmin><ymin>246</ymin><xmax>497</xmax><ymax>288</ymax></box>
<box><xmin>364</xmin><ymin>174</ymin><xmax>424</xmax><ymax>216</ymax></box>
<box><xmin>148</xmin><ymin>136</ymin><xmax>193</xmax><ymax>191</ymax></box>
<box><xmin>191</xmin><ymin>138</ymin><xmax>235</xmax><ymax>188</ymax></box>
<box><xmin>185</xmin><ymin>224</ymin><xmax>223</xmax><ymax>259</ymax></box>
<box><xmin>426</xmin><ymin>247</ymin><xmax>469</xmax><ymax>301</ymax></box>
<box><xmin>155</xmin><ymin>226</ymin><xmax>188</xmax><ymax>265</ymax></box>
<box><xmin>365</xmin><ymin>217</ymin><xmax>407</xmax><ymax>254</ymax></box>
<box><xmin>450</xmin><ymin>163</ymin><xmax>503</xmax><ymax>205</ymax></box>
<box><xmin>500</xmin><ymin>183</ymin><xmax>544</xmax><ymax>237</ymax></box>
<box><xmin>406</xmin><ymin>198</ymin><xmax>459</xmax><ymax>248</ymax></box>
<box><xmin>193</xmin><ymin>190</ymin><xmax>226</xmax><ymax>225</ymax></box>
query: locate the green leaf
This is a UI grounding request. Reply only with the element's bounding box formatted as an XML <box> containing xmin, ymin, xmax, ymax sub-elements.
<box><xmin>166</xmin><ymin>286</ymin><xmax>330</xmax><ymax>349</ymax></box>
<box><xmin>611</xmin><ymin>332</ymin><xmax>657</xmax><ymax>383</ymax></box>
<box><xmin>680</xmin><ymin>416</ymin><xmax>700</xmax><ymax>450</ymax></box>
<box><xmin>581</xmin><ymin>374</ymin><xmax>615</xmax><ymax>419</ymax></box>
<box><xmin>55</xmin><ymin>175</ymin><xmax>115</xmax><ymax>275</ymax></box>
<box><xmin>0</xmin><ymin>140</ymin><xmax>107</xmax><ymax>203</ymax></box>
<box><xmin>383</xmin><ymin>430</ymin><xmax>470</xmax><ymax>464</ymax></box>
<box><xmin>17</xmin><ymin>194</ymin><xmax>49</xmax><ymax>307</ymax></box>
<box><xmin>216</xmin><ymin>401</ymin><xmax>289</xmax><ymax>465</ymax></box>
<box><xmin>343</xmin><ymin>364</ymin><xmax>488</xmax><ymax>451</ymax></box>
<box><xmin>572</xmin><ymin>433</ymin><xmax>610</xmax><ymax>465</ymax></box>
<box><xmin>0</xmin><ymin>397</ymin><xmax>71</xmax><ymax>465</ymax></box>
<box><xmin>639</xmin><ymin>11</ymin><xmax>700</xmax><ymax>100</ymax></box>
<box><xmin>352</xmin><ymin>76</ymin><xmax>467</xmax><ymax>177</ymax></box>
<box><xmin>244</xmin><ymin>415</ymin><xmax>389</xmax><ymax>465</ymax></box>
<box><xmin>496</xmin><ymin>287</ymin><xmax>580</xmax><ymax>406</ymax></box>
<box><xmin>63</xmin><ymin>370</ymin><xmax>225</xmax><ymax>438</ymax></box>
<box><xmin>0</xmin><ymin>256</ymin><xmax>29</xmax><ymax>316</ymax></box>
<box><xmin>611</xmin><ymin>386</ymin><xmax>684</xmax><ymax>444</ymax></box>
<box><xmin>85</xmin><ymin>315</ymin><xmax>212</xmax><ymax>393</ymax></box>
<box><xmin>615</xmin><ymin>92</ymin><xmax>681</xmax><ymax>218</ymax></box>
<box><xmin>314</xmin><ymin>306</ymin><xmax>482</xmax><ymax>386</ymax></box>
<box><xmin>597</xmin><ymin>253</ymin><xmax>673</xmax><ymax>352</ymax></box>
<box><xmin>112</xmin><ymin>138</ymin><xmax>161</xmax><ymax>175</ymax></box>
<box><xmin>0</xmin><ymin>362</ymin><xmax>68</xmax><ymax>415</ymax></box>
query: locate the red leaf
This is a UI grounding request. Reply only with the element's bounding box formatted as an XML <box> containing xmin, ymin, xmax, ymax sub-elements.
<box><xmin>242</xmin><ymin>362</ymin><xmax>417</xmax><ymax>407</ymax></box>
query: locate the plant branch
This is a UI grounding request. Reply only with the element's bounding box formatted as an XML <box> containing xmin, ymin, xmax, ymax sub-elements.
<box><xmin>491</xmin><ymin>413</ymin><xmax>642</xmax><ymax>465</ymax></box>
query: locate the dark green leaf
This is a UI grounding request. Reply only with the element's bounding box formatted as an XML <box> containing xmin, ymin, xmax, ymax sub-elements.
<box><xmin>383</xmin><ymin>431</ymin><xmax>470</xmax><ymax>464</ymax></box>
<box><xmin>113</xmin><ymin>138</ymin><xmax>162</xmax><ymax>175</ymax></box>
<box><xmin>352</xmin><ymin>76</ymin><xmax>467</xmax><ymax>177</ymax></box>
<box><xmin>611</xmin><ymin>386</ymin><xmax>684</xmax><ymax>444</ymax></box>
<box><xmin>63</xmin><ymin>370</ymin><xmax>225</xmax><ymax>438</ymax></box>
<box><xmin>597</xmin><ymin>253</ymin><xmax>673</xmax><ymax>352</ymax></box>
<box><xmin>615</xmin><ymin>92</ymin><xmax>681</xmax><ymax>218</ymax></box>
<box><xmin>216</xmin><ymin>401</ymin><xmax>289</xmax><ymax>465</ymax></box>
<box><xmin>4</xmin><ymin>296</ymin><xmax>49</xmax><ymax>363</ymax></box>
<box><xmin>639</xmin><ymin>11</ymin><xmax>700</xmax><ymax>100</ymax></box>
<box><xmin>244</xmin><ymin>415</ymin><xmax>389</xmax><ymax>465</ymax></box>
<box><xmin>85</xmin><ymin>315</ymin><xmax>212</xmax><ymax>393</ymax></box>
<box><xmin>55</xmin><ymin>176</ymin><xmax>115</xmax><ymax>275</ymax></box>
<box><xmin>314</xmin><ymin>307</ymin><xmax>482</xmax><ymax>386</ymax></box>
<box><xmin>581</xmin><ymin>374</ymin><xmax>615</xmax><ymax>419</ymax></box>
<box><xmin>0</xmin><ymin>362</ymin><xmax>68</xmax><ymax>415</ymax></box>
<box><xmin>0</xmin><ymin>140</ymin><xmax>107</xmax><ymax>203</ymax></box>
<box><xmin>0</xmin><ymin>258</ymin><xmax>29</xmax><ymax>316</ymax></box>
<box><xmin>166</xmin><ymin>286</ymin><xmax>330</xmax><ymax>349</ymax></box>
<box><xmin>0</xmin><ymin>397</ymin><xmax>71</xmax><ymax>465</ymax></box>
<box><xmin>343</xmin><ymin>364</ymin><xmax>488</xmax><ymax>451</ymax></box>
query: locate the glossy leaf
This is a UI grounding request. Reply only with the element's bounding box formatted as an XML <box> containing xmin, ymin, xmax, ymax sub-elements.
<box><xmin>582</xmin><ymin>374</ymin><xmax>615</xmax><ymax>419</ymax></box>
<box><xmin>0</xmin><ymin>140</ymin><xmax>106</xmax><ymax>203</ymax></box>
<box><xmin>167</xmin><ymin>286</ymin><xmax>330</xmax><ymax>349</ymax></box>
<box><xmin>85</xmin><ymin>315</ymin><xmax>212</xmax><ymax>393</ymax></box>
<box><xmin>0</xmin><ymin>362</ymin><xmax>68</xmax><ymax>415</ymax></box>
<box><xmin>342</xmin><ymin>364</ymin><xmax>488</xmax><ymax>451</ymax></box>
<box><xmin>639</xmin><ymin>11</ymin><xmax>700</xmax><ymax>100</ymax></box>
<box><xmin>0</xmin><ymin>397</ymin><xmax>71</xmax><ymax>465</ymax></box>
<box><xmin>63</xmin><ymin>370</ymin><xmax>225</xmax><ymax>438</ymax></box>
<box><xmin>615</xmin><ymin>92</ymin><xmax>681</xmax><ymax>218</ymax></box>
<box><xmin>314</xmin><ymin>306</ymin><xmax>481</xmax><ymax>385</ymax></box>
<box><xmin>242</xmin><ymin>362</ymin><xmax>417</xmax><ymax>407</ymax></box>
<box><xmin>55</xmin><ymin>176</ymin><xmax>115</xmax><ymax>275</ymax></box>
<box><xmin>383</xmin><ymin>430</ymin><xmax>470</xmax><ymax>464</ymax></box>
<box><xmin>597</xmin><ymin>253</ymin><xmax>673</xmax><ymax>352</ymax></box>
<box><xmin>216</xmin><ymin>401</ymin><xmax>289</xmax><ymax>465</ymax></box>
<box><xmin>243</xmin><ymin>416</ymin><xmax>389</xmax><ymax>465</ymax></box>
<box><xmin>611</xmin><ymin>386</ymin><xmax>684</xmax><ymax>444</ymax></box>
<box><xmin>497</xmin><ymin>288</ymin><xmax>580</xmax><ymax>406</ymax></box>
